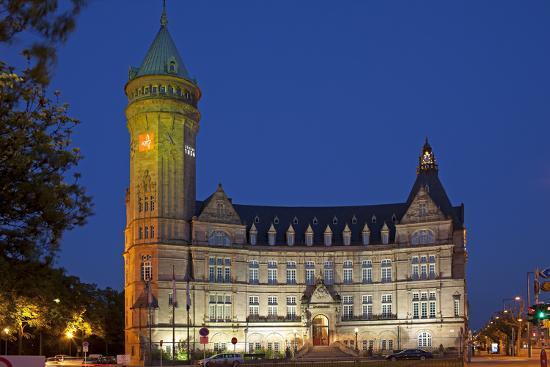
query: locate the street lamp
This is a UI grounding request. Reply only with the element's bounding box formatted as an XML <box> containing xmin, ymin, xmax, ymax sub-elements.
<box><xmin>66</xmin><ymin>331</ymin><xmax>74</xmax><ymax>356</ymax></box>
<box><xmin>3</xmin><ymin>328</ymin><xmax>9</xmax><ymax>355</ymax></box>
<box><xmin>354</xmin><ymin>328</ymin><xmax>359</xmax><ymax>351</ymax></box>
<box><xmin>293</xmin><ymin>329</ymin><xmax>298</xmax><ymax>356</ymax></box>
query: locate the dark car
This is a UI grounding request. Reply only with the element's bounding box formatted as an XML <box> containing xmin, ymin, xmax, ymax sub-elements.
<box><xmin>97</xmin><ymin>355</ymin><xmax>117</xmax><ymax>364</ymax></box>
<box><xmin>386</xmin><ymin>349</ymin><xmax>433</xmax><ymax>361</ymax></box>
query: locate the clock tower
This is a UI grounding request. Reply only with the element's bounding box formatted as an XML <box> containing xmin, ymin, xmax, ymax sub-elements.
<box><xmin>124</xmin><ymin>6</ymin><xmax>201</xmax><ymax>248</ymax></box>
<box><xmin>123</xmin><ymin>5</ymin><xmax>201</xmax><ymax>362</ymax></box>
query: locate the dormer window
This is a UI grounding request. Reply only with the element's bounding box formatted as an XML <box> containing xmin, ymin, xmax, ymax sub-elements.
<box><xmin>351</xmin><ymin>215</ymin><xmax>357</xmax><ymax>225</ymax></box>
<box><xmin>268</xmin><ymin>224</ymin><xmax>276</xmax><ymax>246</ymax></box>
<box><xmin>343</xmin><ymin>224</ymin><xmax>351</xmax><ymax>246</ymax></box>
<box><xmin>324</xmin><ymin>225</ymin><xmax>332</xmax><ymax>246</ymax></box>
<box><xmin>249</xmin><ymin>224</ymin><xmax>257</xmax><ymax>245</ymax></box>
<box><xmin>371</xmin><ymin>215</ymin><xmax>377</xmax><ymax>224</ymax></box>
<box><xmin>313</xmin><ymin>217</ymin><xmax>318</xmax><ymax>225</ymax></box>
<box><xmin>305</xmin><ymin>225</ymin><xmax>313</xmax><ymax>246</ymax></box>
<box><xmin>168</xmin><ymin>58</ymin><xmax>178</xmax><ymax>74</ymax></box>
<box><xmin>362</xmin><ymin>224</ymin><xmax>370</xmax><ymax>246</ymax></box>
<box><xmin>332</xmin><ymin>216</ymin><xmax>338</xmax><ymax>225</ymax></box>
<box><xmin>287</xmin><ymin>232</ymin><xmax>294</xmax><ymax>246</ymax></box>
<box><xmin>293</xmin><ymin>217</ymin><xmax>298</xmax><ymax>225</ymax></box>
<box><xmin>254</xmin><ymin>216</ymin><xmax>260</xmax><ymax>224</ymax></box>
<box><xmin>273</xmin><ymin>216</ymin><xmax>279</xmax><ymax>225</ymax></box>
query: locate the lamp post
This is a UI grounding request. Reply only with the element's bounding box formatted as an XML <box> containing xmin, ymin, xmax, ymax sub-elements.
<box><xmin>293</xmin><ymin>329</ymin><xmax>297</xmax><ymax>356</ymax></box>
<box><xmin>513</xmin><ymin>296</ymin><xmax>524</xmax><ymax>358</ymax></box>
<box><xmin>354</xmin><ymin>328</ymin><xmax>359</xmax><ymax>351</ymax></box>
<box><xmin>66</xmin><ymin>331</ymin><xmax>74</xmax><ymax>356</ymax></box>
<box><xmin>526</xmin><ymin>271</ymin><xmax>533</xmax><ymax>358</ymax></box>
<box><xmin>3</xmin><ymin>328</ymin><xmax>9</xmax><ymax>355</ymax></box>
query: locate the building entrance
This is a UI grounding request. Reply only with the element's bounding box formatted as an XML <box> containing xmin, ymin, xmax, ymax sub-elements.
<box><xmin>312</xmin><ymin>315</ymin><xmax>329</xmax><ymax>346</ymax></box>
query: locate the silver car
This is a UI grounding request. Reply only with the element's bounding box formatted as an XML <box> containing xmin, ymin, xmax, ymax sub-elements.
<box><xmin>200</xmin><ymin>353</ymin><xmax>244</xmax><ymax>367</ymax></box>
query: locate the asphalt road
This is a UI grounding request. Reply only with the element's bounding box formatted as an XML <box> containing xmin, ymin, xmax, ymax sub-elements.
<box><xmin>468</xmin><ymin>356</ymin><xmax>542</xmax><ymax>367</ymax></box>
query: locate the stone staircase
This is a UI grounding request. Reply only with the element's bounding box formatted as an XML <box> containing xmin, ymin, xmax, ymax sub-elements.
<box><xmin>300</xmin><ymin>345</ymin><xmax>354</xmax><ymax>360</ymax></box>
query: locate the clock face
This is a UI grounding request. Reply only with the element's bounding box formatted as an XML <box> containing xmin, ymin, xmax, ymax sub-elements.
<box><xmin>138</xmin><ymin>132</ymin><xmax>154</xmax><ymax>152</ymax></box>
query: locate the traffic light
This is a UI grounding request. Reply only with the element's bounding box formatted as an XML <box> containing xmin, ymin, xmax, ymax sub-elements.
<box><xmin>527</xmin><ymin>304</ymin><xmax>550</xmax><ymax>325</ymax></box>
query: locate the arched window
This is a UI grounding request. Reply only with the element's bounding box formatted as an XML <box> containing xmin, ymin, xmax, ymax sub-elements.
<box><xmin>209</xmin><ymin>231</ymin><xmax>230</xmax><ymax>246</ymax></box>
<box><xmin>168</xmin><ymin>60</ymin><xmax>177</xmax><ymax>73</ymax></box>
<box><xmin>418</xmin><ymin>331</ymin><xmax>432</xmax><ymax>347</ymax></box>
<box><xmin>141</xmin><ymin>255</ymin><xmax>152</xmax><ymax>281</ymax></box>
<box><xmin>411</xmin><ymin>229</ymin><xmax>435</xmax><ymax>245</ymax></box>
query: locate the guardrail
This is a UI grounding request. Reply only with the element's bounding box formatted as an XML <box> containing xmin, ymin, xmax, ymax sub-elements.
<box><xmin>242</xmin><ymin>359</ymin><xmax>463</xmax><ymax>367</ymax></box>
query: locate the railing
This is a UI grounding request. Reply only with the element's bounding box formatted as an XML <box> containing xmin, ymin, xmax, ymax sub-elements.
<box><xmin>247</xmin><ymin>315</ymin><xmax>299</xmax><ymax>322</ymax></box>
<box><xmin>341</xmin><ymin>314</ymin><xmax>398</xmax><ymax>321</ymax></box>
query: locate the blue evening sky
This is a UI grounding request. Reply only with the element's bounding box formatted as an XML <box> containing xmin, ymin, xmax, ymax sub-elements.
<box><xmin>4</xmin><ymin>0</ymin><xmax>550</xmax><ymax>328</ymax></box>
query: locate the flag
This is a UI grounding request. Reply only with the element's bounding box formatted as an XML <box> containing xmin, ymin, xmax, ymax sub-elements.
<box><xmin>172</xmin><ymin>265</ymin><xmax>177</xmax><ymax>307</ymax></box>
<box><xmin>147</xmin><ymin>281</ymin><xmax>153</xmax><ymax>307</ymax></box>
<box><xmin>184</xmin><ymin>248</ymin><xmax>194</xmax><ymax>310</ymax></box>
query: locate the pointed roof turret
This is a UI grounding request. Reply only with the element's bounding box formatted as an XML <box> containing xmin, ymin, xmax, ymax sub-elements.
<box><xmin>417</xmin><ymin>137</ymin><xmax>438</xmax><ymax>173</ymax></box>
<box><xmin>407</xmin><ymin>139</ymin><xmax>463</xmax><ymax>228</ymax></box>
<box><xmin>135</xmin><ymin>2</ymin><xmax>191</xmax><ymax>80</ymax></box>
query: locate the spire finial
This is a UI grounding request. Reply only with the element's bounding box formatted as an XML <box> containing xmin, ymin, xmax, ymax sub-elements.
<box><xmin>160</xmin><ymin>0</ymin><xmax>168</xmax><ymax>27</ymax></box>
<box><xmin>417</xmin><ymin>138</ymin><xmax>438</xmax><ymax>174</ymax></box>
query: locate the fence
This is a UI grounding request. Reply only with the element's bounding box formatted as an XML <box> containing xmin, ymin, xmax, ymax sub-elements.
<box><xmin>242</xmin><ymin>360</ymin><xmax>463</xmax><ymax>367</ymax></box>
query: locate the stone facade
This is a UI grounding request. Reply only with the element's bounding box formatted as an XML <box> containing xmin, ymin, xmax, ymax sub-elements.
<box><xmin>123</xmin><ymin>9</ymin><xmax>468</xmax><ymax>365</ymax></box>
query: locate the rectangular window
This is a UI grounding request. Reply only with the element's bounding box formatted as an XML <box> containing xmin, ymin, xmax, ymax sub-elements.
<box><xmin>268</xmin><ymin>296</ymin><xmax>278</xmax><ymax>317</ymax></box>
<box><xmin>249</xmin><ymin>260</ymin><xmax>259</xmax><ymax>284</ymax></box>
<box><xmin>413</xmin><ymin>302</ymin><xmax>419</xmax><ymax>319</ymax></box>
<box><xmin>429</xmin><ymin>263</ymin><xmax>436</xmax><ymax>278</ymax></box>
<box><xmin>216</xmin><ymin>266</ymin><xmax>223</xmax><ymax>282</ymax></box>
<box><xmin>342</xmin><ymin>295</ymin><xmax>353</xmax><ymax>319</ymax></box>
<box><xmin>362</xmin><ymin>266</ymin><xmax>372</xmax><ymax>283</ymax></box>
<box><xmin>168</xmin><ymin>292</ymin><xmax>174</xmax><ymax>306</ymax></box>
<box><xmin>287</xmin><ymin>305</ymin><xmax>296</xmax><ymax>319</ymax></box>
<box><xmin>421</xmin><ymin>264</ymin><xmax>428</xmax><ymax>279</ymax></box>
<box><xmin>286</xmin><ymin>269</ymin><xmax>296</xmax><ymax>284</ymax></box>
<box><xmin>421</xmin><ymin>302</ymin><xmax>428</xmax><ymax>319</ymax></box>
<box><xmin>343</xmin><ymin>268</ymin><xmax>353</xmax><ymax>284</ymax></box>
<box><xmin>454</xmin><ymin>298</ymin><xmax>460</xmax><ymax>317</ymax></box>
<box><xmin>224</xmin><ymin>267</ymin><xmax>231</xmax><ymax>283</ymax></box>
<box><xmin>362</xmin><ymin>295</ymin><xmax>372</xmax><ymax>320</ymax></box>
<box><xmin>249</xmin><ymin>296</ymin><xmax>259</xmax><ymax>316</ymax></box>
<box><xmin>412</xmin><ymin>264</ymin><xmax>419</xmax><ymax>279</ymax></box>
<box><xmin>381</xmin><ymin>260</ymin><xmax>392</xmax><ymax>282</ymax></box>
<box><xmin>382</xmin><ymin>294</ymin><xmax>392</xmax><ymax>317</ymax></box>
<box><xmin>268</xmin><ymin>269</ymin><xmax>278</xmax><ymax>284</ymax></box>
<box><xmin>429</xmin><ymin>301</ymin><xmax>436</xmax><ymax>318</ymax></box>
<box><xmin>306</xmin><ymin>269</ymin><xmax>315</xmax><ymax>285</ymax></box>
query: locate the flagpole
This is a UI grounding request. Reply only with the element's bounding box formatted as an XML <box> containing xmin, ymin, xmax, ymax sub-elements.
<box><xmin>172</xmin><ymin>265</ymin><xmax>176</xmax><ymax>361</ymax></box>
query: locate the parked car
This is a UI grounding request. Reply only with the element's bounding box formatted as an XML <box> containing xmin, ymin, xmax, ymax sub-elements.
<box><xmin>97</xmin><ymin>355</ymin><xmax>117</xmax><ymax>364</ymax></box>
<box><xmin>386</xmin><ymin>349</ymin><xmax>433</xmax><ymax>361</ymax></box>
<box><xmin>199</xmin><ymin>353</ymin><xmax>244</xmax><ymax>367</ymax></box>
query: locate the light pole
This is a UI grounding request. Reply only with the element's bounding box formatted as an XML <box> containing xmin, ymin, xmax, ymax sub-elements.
<box><xmin>526</xmin><ymin>272</ymin><xmax>533</xmax><ymax>358</ymax></box>
<box><xmin>66</xmin><ymin>331</ymin><xmax>74</xmax><ymax>356</ymax></box>
<box><xmin>293</xmin><ymin>329</ymin><xmax>297</xmax><ymax>356</ymax></box>
<box><xmin>3</xmin><ymin>328</ymin><xmax>9</xmax><ymax>355</ymax></box>
<box><xmin>354</xmin><ymin>328</ymin><xmax>359</xmax><ymax>351</ymax></box>
<box><xmin>513</xmin><ymin>296</ymin><xmax>524</xmax><ymax>358</ymax></box>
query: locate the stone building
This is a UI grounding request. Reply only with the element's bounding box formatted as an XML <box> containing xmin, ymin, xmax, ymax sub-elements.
<box><xmin>123</xmin><ymin>7</ymin><xmax>468</xmax><ymax>364</ymax></box>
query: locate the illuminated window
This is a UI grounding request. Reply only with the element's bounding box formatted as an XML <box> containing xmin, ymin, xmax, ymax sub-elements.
<box><xmin>248</xmin><ymin>260</ymin><xmax>259</xmax><ymax>284</ymax></box>
<box><xmin>141</xmin><ymin>255</ymin><xmax>152</xmax><ymax>281</ymax></box>
<box><xmin>361</xmin><ymin>260</ymin><xmax>372</xmax><ymax>283</ymax></box>
<box><xmin>324</xmin><ymin>261</ymin><xmax>333</xmax><ymax>285</ymax></box>
<box><xmin>150</xmin><ymin>196</ymin><xmax>155</xmax><ymax>211</ymax></box>
<box><xmin>138</xmin><ymin>133</ymin><xmax>154</xmax><ymax>152</ymax></box>
<box><xmin>248</xmin><ymin>296</ymin><xmax>259</xmax><ymax>316</ymax></box>
<box><xmin>381</xmin><ymin>294</ymin><xmax>392</xmax><ymax>317</ymax></box>
<box><xmin>306</xmin><ymin>261</ymin><xmax>315</xmax><ymax>285</ymax></box>
<box><xmin>343</xmin><ymin>260</ymin><xmax>353</xmax><ymax>284</ymax></box>
<box><xmin>342</xmin><ymin>296</ymin><xmax>353</xmax><ymax>319</ymax></box>
<box><xmin>418</xmin><ymin>332</ymin><xmax>432</xmax><ymax>347</ymax></box>
<box><xmin>185</xmin><ymin>145</ymin><xmax>196</xmax><ymax>157</ymax></box>
<box><xmin>381</xmin><ymin>259</ymin><xmax>392</xmax><ymax>282</ymax></box>
<box><xmin>268</xmin><ymin>260</ymin><xmax>278</xmax><ymax>284</ymax></box>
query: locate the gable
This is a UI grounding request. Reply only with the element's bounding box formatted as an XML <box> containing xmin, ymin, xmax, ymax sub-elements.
<box><xmin>310</xmin><ymin>283</ymin><xmax>338</xmax><ymax>304</ymax></box>
<box><xmin>197</xmin><ymin>185</ymin><xmax>242</xmax><ymax>225</ymax></box>
<box><xmin>400</xmin><ymin>186</ymin><xmax>446</xmax><ymax>224</ymax></box>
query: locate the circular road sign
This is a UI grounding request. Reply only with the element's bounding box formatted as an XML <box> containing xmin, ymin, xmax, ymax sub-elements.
<box><xmin>199</xmin><ymin>327</ymin><xmax>209</xmax><ymax>337</ymax></box>
<box><xmin>231</xmin><ymin>337</ymin><xmax>238</xmax><ymax>345</ymax></box>
<box><xmin>83</xmin><ymin>341</ymin><xmax>89</xmax><ymax>347</ymax></box>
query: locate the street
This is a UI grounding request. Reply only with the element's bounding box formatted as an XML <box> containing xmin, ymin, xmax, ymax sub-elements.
<box><xmin>468</xmin><ymin>356</ymin><xmax>542</xmax><ymax>367</ymax></box>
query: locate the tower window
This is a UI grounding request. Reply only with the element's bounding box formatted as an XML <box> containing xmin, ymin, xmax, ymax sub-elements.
<box><xmin>169</xmin><ymin>61</ymin><xmax>177</xmax><ymax>73</ymax></box>
<box><xmin>150</xmin><ymin>196</ymin><xmax>155</xmax><ymax>211</ymax></box>
<box><xmin>160</xmin><ymin>86</ymin><xmax>166</xmax><ymax>94</ymax></box>
<box><xmin>313</xmin><ymin>217</ymin><xmax>318</xmax><ymax>225</ymax></box>
<box><xmin>293</xmin><ymin>217</ymin><xmax>298</xmax><ymax>225</ymax></box>
<box><xmin>168</xmin><ymin>86</ymin><xmax>174</xmax><ymax>94</ymax></box>
<box><xmin>372</xmin><ymin>215</ymin><xmax>377</xmax><ymax>224</ymax></box>
<box><xmin>254</xmin><ymin>216</ymin><xmax>260</xmax><ymax>224</ymax></box>
<box><xmin>141</xmin><ymin>255</ymin><xmax>152</xmax><ymax>281</ymax></box>
<box><xmin>176</xmin><ymin>88</ymin><xmax>182</xmax><ymax>96</ymax></box>
<box><xmin>150</xmin><ymin>225</ymin><xmax>155</xmax><ymax>238</ymax></box>
<box><xmin>152</xmin><ymin>86</ymin><xmax>158</xmax><ymax>94</ymax></box>
<box><xmin>352</xmin><ymin>215</ymin><xmax>357</xmax><ymax>225</ymax></box>
<box><xmin>185</xmin><ymin>145</ymin><xmax>196</xmax><ymax>157</ymax></box>
<box><xmin>332</xmin><ymin>216</ymin><xmax>338</xmax><ymax>225</ymax></box>
<box><xmin>273</xmin><ymin>216</ymin><xmax>279</xmax><ymax>225</ymax></box>
<box><xmin>144</xmin><ymin>226</ymin><xmax>149</xmax><ymax>239</ymax></box>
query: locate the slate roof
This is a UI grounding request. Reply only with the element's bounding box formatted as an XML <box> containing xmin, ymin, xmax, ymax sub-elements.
<box><xmin>134</xmin><ymin>19</ymin><xmax>191</xmax><ymax>79</ymax></box>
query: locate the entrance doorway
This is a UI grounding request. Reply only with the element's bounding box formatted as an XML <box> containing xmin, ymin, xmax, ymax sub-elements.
<box><xmin>312</xmin><ymin>315</ymin><xmax>329</xmax><ymax>346</ymax></box>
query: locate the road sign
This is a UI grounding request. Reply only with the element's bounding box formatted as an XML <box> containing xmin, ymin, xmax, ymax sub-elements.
<box><xmin>199</xmin><ymin>327</ymin><xmax>209</xmax><ymax>337</ymax></box>
<box><xmin>200</xmin><ymin>336</ymin><xmax>208</xmax><ymax>345</ymax></box>
<box><xmin>231</xmin><ymin>337</ymin><xmax>237</xmax><ymax>345</ymax></box>
<box><xmin>82</xmin><ymin>341</ymin><xmax>89</xmax><ymax>353</ymax></box>
<box><xmin>540</xmin><ymin>269</ymin><xmax>550</xmax><ymax>279</ymax></box>
<box><xmin>542</xmin><ymin>282</ymin><xmax>550</xmax><ymax>292</ymax></box>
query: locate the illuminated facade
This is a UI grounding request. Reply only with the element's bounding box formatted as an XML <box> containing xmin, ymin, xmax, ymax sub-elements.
<box><xmin>123</xmin><ymin>7</ymin><xmax>468</xmax><ymax>364</ymax></box>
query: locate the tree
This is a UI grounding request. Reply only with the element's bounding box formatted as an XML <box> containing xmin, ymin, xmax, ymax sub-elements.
<box><xmin>11</xmin><ymin>296</ymin><xmax>48</xmax><ymax>354</ymax></box>
<box><xmin>0</xmin><ymin>63</ymin><xmax>93</xmax><ymax>262</ymax></box>
<box><xmin>0</xmin><ymin>0</ymin><xmax>87</xmax><ymax>85</ymax></box>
